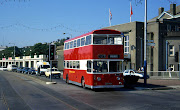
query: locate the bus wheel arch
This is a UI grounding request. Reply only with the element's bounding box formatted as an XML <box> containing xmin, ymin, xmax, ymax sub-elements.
<box><xmin>81</xmin><ymin>76</ymin><xmax>85</xmax><ymax>88</ymax></box>
<box><xmin>66</xmin><ymin>74</ymin><xmax>69</xmax><ymax>84</ymax></box>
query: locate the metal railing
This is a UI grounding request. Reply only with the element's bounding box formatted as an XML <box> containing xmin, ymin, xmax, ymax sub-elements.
<box><xmin>147</xmin><ymin>71</ymin><xmax>180</xmax><ymax>79</ymax></box>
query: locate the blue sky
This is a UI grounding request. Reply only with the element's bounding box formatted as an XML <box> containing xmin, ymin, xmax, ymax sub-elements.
<box><xmin>0</xmin><ymin>0</ymin><xmax>179</xmax><ymax>47</ymax></box>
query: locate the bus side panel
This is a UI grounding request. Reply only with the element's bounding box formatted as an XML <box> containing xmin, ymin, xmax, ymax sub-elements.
<box><xmin>64</xmin><ymin>46</ymin><xmax>93</xmax><ymax>60</ymax></box>
<box><xmin>64</xmin><ymin>45</ymin><xmax>124</xmax><ymax>60</ymax></box>
<box><xmin>63</xmin><ymin>69</ymin><xmax>124</xmax><ymax>87</ymax></box>
<box><xmin>63</xmin><ymin>69</ymin><xmax>94</xmax><ymax>86</ymax></box>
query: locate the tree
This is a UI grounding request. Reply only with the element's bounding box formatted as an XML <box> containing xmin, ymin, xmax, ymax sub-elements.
<box><xmin>32</xmin><ymin>43</ymin><xmax>49</xmax><ymax>55</ymax></box>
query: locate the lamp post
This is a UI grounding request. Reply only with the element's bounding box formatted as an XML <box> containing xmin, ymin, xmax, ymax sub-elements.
<box><xmin>1</xmin><ymin>53</ymin><xmax>4</xmax><ymax>60</ymax></box>
<box><xmin>63</xmin><ymin>33</ymin><xmax>72</xmax><ymax>39</ymax></box>
<box><xmin>30</xmin><ymin>49</ymin><xmax>32</xmax><ymax>57</ymax></box>
<box><xmin>24</xmin><ymin>50</ymin><xmax>26</xmax><ymax>56</ymax></box>
<box><xmin>144</xmin><ymin>0</ymin><xmax>147</xmax><ymax>86</ymax></box>
<box><xmin>9</xmin><ymin>43</ymin><xmax>15</xmax><ymax>64</ymax></box>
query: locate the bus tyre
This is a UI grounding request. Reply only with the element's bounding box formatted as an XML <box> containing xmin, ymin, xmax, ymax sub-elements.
<box><xmin>81</xmin><ymin>77</ymin><xmax>85</xmax><ymax>89</ymax></box>
<box><xmin>66</xmin><ymin>74</ymin><xmax>69</xmax><ymax>84</ymax></box>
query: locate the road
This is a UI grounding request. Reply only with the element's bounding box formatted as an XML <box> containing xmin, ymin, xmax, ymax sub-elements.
<box><xmin>0</xmin><ymin>71</ymin><xmax>180</xmax><ymax>110</ymax></box>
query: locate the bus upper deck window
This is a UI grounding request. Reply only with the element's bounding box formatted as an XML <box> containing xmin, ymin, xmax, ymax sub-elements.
<box><xmin>77</xmin><ymin>39</ymin><xmax>80</xmax><ymax>47</ymax></box>
<box><xmin>108</xmin><ymin>35</ymin><xmax>122</xmax><ymax>44</ymax></box>
<box><xmin>93</xmin><ymin>35</ymin><xmax>107</xmax><ymax>44</ymax></box>
<box><xmin>67</xmin><ymin>42</ymin><xmax>69</xmax><ymax>49</ymax></box>
<box><xmin>70</xmin><ymin>41</ymin><xmax>73</xmax><ymax>48</ymax></box>
<box><xmin>74</xmin><ymin>40</ymin><xmax>77</xmax><ymax>48</ymax></box>
<box><xmin>81</xmin><ymin>37</ymin><xmax>85</xmax><ymax>46</ymax></box>
<box><xmin>85</xmin><ymin>35</ymin><xmax>91</xmax><ymax>45</ymax></box>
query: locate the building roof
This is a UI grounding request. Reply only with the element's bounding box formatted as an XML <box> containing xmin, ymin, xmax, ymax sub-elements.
<box><xmin>148</xmin><ymin>5</ymin><xmax>180</xmax><ymax>22</ymax></box>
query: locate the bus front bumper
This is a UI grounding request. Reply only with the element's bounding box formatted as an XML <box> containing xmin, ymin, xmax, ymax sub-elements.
<box><xmin>89</xmin><ymin>85</ymin><xmax>124</xmax><ymax>89</ymax></box>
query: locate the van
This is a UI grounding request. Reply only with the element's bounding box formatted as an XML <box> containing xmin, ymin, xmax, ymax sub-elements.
<box><xmin>36</xmin><ymin>62</ymin><xmax>50</xmax><ymax>76</ymax></box>
<box><xmin>7</xmin><ymin>64</ymin><xmax>17</xmax><ymax>72</ymax></box>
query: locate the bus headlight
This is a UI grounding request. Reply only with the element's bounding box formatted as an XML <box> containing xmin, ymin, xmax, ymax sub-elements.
<box><xmin>117</xmin><ymin>77</ymin><xmax>120</xmax><ymax>80</ymax></box>
<box><xmin>97</xmin><ymin>77</ymin><xmax>101</xmax><ymax>81</ymax></box>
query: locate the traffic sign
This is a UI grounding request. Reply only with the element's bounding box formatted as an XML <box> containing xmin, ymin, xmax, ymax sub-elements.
<box><xmin>147</xmin><ymin>43</ymin><xmax>155</xmax><ymax>46</ymax></box>
<box><xmin>147</xmin><ymin>40</ymin><xmax>154</xmax><ymax>43</ymax></box>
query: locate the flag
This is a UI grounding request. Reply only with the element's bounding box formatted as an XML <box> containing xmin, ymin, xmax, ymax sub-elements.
<box><xmin>109</xmin><ymin>8</ymin><xmax>112</xmax><ymax>26</ymax></box>
<box><xmin>109</xmin><ymin>9</ymin><xmax>112</xmax><ymax>20</ymax></box>
<box><xmin>130</xmin><ymin>2</ymin><xmax>133</xmax><ymax>22</ymax></box>
<box><xmin>130</xmin><ymin>2</ymin><xmax>133</xmax><ymax>17</ymax></box>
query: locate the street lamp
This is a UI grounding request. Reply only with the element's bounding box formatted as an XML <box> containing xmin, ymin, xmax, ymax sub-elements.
<box><xmin>1</xmin><ymin>53</ymin><xmax>4</xmax><ymax>59</ymax></box>
<box><xmin>63</xmin><ymin>33</ymin><xmax>72</xmax><ymax>39</ymax></box>
<box><xmin>9</xmin><ymin>43</ymin><xmax>15</xmax><ymax>64</ymax></box>
<box><xmin>30</xmin><ymin>49</ymin><xmax>32</xmax><ymax>57</ymax></box>
<box><xmin>24</xmin><ymin>50</ymin><xmax>26</xmax><ymax>56</ymax></box>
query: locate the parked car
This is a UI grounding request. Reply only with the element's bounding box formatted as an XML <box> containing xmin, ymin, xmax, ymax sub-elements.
<box><xmin>123</xmin><ymin>69</ymin><xmax>149</xmax><ymax>84</ymax></box>
<box><xmin>45</xmin><ymin>68</ymin><xmax>61</xmax><ymax>78</ymax></box>
<box><xmin>28</xmin><ymin>67</ymin><xmax>36</xmax><ymax>75</ymax></box>
<box><xmin>0</xmin><ymin>66</ymin><xmax>7</xmax><ymax>71</ymax></box>
<box><xmin>16</xmin><ymin>67</ymin><xmax>24</xmax><ymax>73</ymax></box>
<box><xmin>22</xmin><ymin>67</ymin><xmax>30</xmax><ymax>74</ymax></box>
<box><xmin>7</xmin><ymin>64</ymin><xmax>17</xmax><ymax>72</ymax></box>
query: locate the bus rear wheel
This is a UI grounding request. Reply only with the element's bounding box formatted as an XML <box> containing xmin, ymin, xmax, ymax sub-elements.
<box><xmin>81</xmin><ymin>77</ymin><xmax>85</xmax><ymax>89</ymax></box>
<box><xmin>66</xmin><ymin>74</ymin><xmax>69</xmax><ymax>84</ymax></box>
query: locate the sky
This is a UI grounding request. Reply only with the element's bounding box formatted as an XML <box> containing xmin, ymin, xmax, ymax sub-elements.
<box><xmin>0</xmin><ymin>0</ymin><xmax>179</xmax><ymax>47</ymax></box>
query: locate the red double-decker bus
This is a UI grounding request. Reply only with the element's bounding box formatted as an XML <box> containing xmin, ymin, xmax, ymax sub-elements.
<box><xmin>63</xmin><ymin>29</ymin><xmax>124</xmax><ymax>89</ymax></box>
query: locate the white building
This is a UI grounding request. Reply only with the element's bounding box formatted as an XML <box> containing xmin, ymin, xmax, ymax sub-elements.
<box><xmin>0</xmin><ymin>55</ymin><xmax>48</xmax><ymax>69</ymax></box>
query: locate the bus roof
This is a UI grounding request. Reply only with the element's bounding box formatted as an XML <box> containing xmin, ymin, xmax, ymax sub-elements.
<box><xmin>64</xmin><ymin>29</ymin><xmax>121</xmax><ymax>43</ymax></box>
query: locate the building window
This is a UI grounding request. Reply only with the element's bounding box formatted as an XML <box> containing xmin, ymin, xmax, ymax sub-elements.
<box><xmin>169</xmin><ymin>45</ymin><xmax>174</xmax><ymax>56</ymax></box>
<box><xmin>175</xmin><ymin>25</ymin><xmax>179</xmax><ymax>32</ymax></box>
<box><xmin>124</xmin><ymin>36</ymin><xmax>129</xmax><ymax>54</ymax></box>
<box><xmin>167</xmin><ymin>24</ymin><xmax>171</xmax><ymax>31</ymax></box>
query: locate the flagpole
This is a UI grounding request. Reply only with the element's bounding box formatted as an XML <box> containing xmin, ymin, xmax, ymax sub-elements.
<box><xmin>109</xmin><ymin>8</ymin><xmax>111</xmax><ymax>26</ymax></box>
<box><xmin>130</xmin><ymin>2</ymin><xmax>131</xmax><ymax>22</ymax></box>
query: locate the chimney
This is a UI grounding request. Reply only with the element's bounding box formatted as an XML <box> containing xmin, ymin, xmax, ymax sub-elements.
<box><xmin>159</xmin><ymin>7</ymin><xmax>164</xmax><ymax>15</ymax></box>
<box><xmin>170</xmin><ymin>4</ymin><xmax>176</xmax><ymax>15</ymax></box>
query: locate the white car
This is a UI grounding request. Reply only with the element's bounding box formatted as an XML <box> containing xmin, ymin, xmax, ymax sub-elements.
<box><xmin>123</xmin><ymin>69</ymin><xmax>143</xmax><ymax>78</ymax></box>
<box><xmin>123</xmin><ymin>69</ymin><xmax>149</xmax><ymax>79</ymax></box>
<box><xmin>0</xmin><ymin>67</ymin><xmax>7</xmax><ymax>71</ymax></box>
<box><xmin>123</xmin><ymin>69</ymin><xmax>149</xmax><ymax>84</ymax></box>
<box><xmin>45</xmin><ymin>68</ymin><xmax>61</xmax><ymax>78</ymax></box>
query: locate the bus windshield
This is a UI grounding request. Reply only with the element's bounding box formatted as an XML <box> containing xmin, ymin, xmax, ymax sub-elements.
<box><xmin>88</xmin><ymin>60</ymin><xmax>123</xmax><ymax>73</ymax></box>
<box><xmin>93</xmin><ymin>35</ymin><xmax>122</xmax><ymax>45</ymax></box>
<box><xmin>41</xmin><ymin>65</ymin><xmax>50</xmax><ymax>69</ymax></box>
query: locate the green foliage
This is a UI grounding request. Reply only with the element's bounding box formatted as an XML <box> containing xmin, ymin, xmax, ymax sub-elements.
<box><xmin>32</xmin><ymin>43</ymin><xmax>49</xmax><ymax>55</ymax></box>
<box><xmin>0</xmin><ymin>38</ymin><xmax>65</xmax><ymax>59</ymax></box>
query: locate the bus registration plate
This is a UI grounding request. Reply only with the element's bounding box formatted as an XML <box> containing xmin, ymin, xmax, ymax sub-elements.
<box><xmin>105</xmin><ymin>83</ymin><xmax>112</xmax><ymax>85</ymax></box>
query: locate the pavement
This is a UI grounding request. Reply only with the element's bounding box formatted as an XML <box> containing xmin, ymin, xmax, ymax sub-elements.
<box><xmin>132</xmin><ymin>79</ymin><xmax>180</xmax><ymax>90</ymax></box>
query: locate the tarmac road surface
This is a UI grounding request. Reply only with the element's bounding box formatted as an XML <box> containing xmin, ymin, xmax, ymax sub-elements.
<box><xmin>0</xmin><ymin>71</ymin><xmax>180</xmax><ymax>110</ymax></box>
